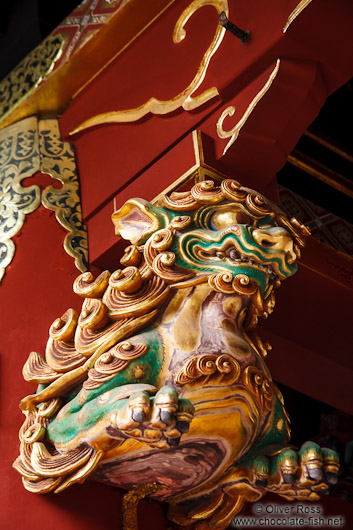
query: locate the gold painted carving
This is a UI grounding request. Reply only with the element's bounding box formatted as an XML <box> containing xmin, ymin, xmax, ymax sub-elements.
<box><xmin>0</xmin><ymin>35</ymin><xmax>65</xmax><ymax>123</ymax></box>
<box><xmin>283</xmin><ymin>0</ymin><xmax>313</xmax><ymax>33</ymax></box>
<box><xmin>176</xmin><ymin>354</ymin><xmax>240</xmax><ymax>386</ymax></box>
<box><xmin>216</xmin><ymin>59</ymin><xmax>281</xmax><ymax>154</ymax></box>
<box><xmin>0</xmin><ymin>117</ymin><xmax>88</xmax><ymax>281</ymax></box>
<box><xmin>70</xmin><ymin>0</ymin><xmax>229</xmax><ymax>135</ymax></box>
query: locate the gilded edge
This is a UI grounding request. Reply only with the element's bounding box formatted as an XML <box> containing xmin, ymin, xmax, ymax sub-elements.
<box><xmin>70</xmin><ymin>0</ymin><xmax>229</xmax><ymax>135</ymax></box>
<box><xmin>0</xmin><ymin>117</ymin><xmax>88</xmax><ymax>282</ymax></box>
<box><xmin>0</xmin><ymin>35</ymin><xmax>65</xmax><ymax>124</ymax></box>
<box><xmin>283</xmin><ymin>0</ymin><xmax>313</xmax><ymax>33</ymax></box>
<box><xmin>216</xmin><ymin>59</ymin><xmax>280</xmax><ymax>155</ymax></box>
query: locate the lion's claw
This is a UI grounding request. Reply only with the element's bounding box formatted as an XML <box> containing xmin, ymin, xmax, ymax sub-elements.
<box><xmin>112</xmin><ymin>386</ymin><xmax>194</xmax><ymax>448</ymax></box>
<box><xmin>252</xmin><ymin>441</ymin><xmax>340</xmax><ymax>500</ymax></box>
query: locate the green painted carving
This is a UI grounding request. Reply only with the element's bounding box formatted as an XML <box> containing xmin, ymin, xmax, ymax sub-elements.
<box><xmin>14</xmin><ymin>179</ymin><xmax>338</xmax><ymax>528</ymax></box>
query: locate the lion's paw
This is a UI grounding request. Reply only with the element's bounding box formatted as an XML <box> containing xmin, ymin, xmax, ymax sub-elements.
<box><xmin>254</xmin><ymin>442</ymin><xmax>339</xmax><ymax>501</ymax></box>
<box><xmin>110</xmin><ymin>386</ymin><xmax>194</xmax><ymax>448</ymax></box>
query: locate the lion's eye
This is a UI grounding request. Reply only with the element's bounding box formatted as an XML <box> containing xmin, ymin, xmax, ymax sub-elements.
<box><xmin>211</xmin><ymin>209</ymin><xmax>251</xmax><ymax>230</ymax></box>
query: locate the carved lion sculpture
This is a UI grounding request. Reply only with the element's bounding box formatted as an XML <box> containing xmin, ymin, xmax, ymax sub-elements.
<box><xmin>15</xmin><ymin>179</ymin><xmax>339</xmax><ymax>529</ymax></box>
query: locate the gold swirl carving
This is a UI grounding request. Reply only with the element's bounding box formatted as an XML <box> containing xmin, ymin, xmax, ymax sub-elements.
<box><xmin>103</xmin><ymin>275</ymin><xmax>170</xmax><ymax>320</ymax></box>
<box><xmin>246</xmin><ymin>193</ymin><xmax>271</xmax><ymax>218</ymax></box>
<box><xmin>191</xmin><ymin>180</ymin><xmax>224</xmax><ymax>204</ymax></box>
<box><xmin>150</xmin><ymin>228</ymin><xmax>174</xmax><ymax>251</ymax></box>
<box><xmin>70</xmin><ymin>0</ymin><xmax>229</xmax><ymax>135</ymax></box>
<box><xmin>22</xmin><ymin>476</ymin><xmax>62</xmax><ymax>494</ymax></box>
<box><xmin>74</xmin><ymin>317</ymin><xmax>133</xmax><ymax>357</ymax></box>
<box><xmin>109</xmin><ymin>267</ymin><xmax>143</xmax><ymax>293</ymax></box>
<box><xmin>45</xmin><ymin>337</ymin><xmax>86</xmax><ymax>373</ymax></box>
<box><xmin>208</xmin><ymin>272</ymin><xmax>257</xmax><ymax>295</ymax></box>
<box><xmin>78</xmin><ymin>298</ymin><xmax>109</xmax><ymax>329</ymax></box>
<box><xmin>216</xmin><ymin>59</ymin><xmax>281</xmax><ymax>154</ymax></box>
<box><xmin>24</xmin><ymin>423</ymin><xmax>47</xmax><ymax>444</ymax></box>
<box><xmin>176</xmin><ymin>354</ymin><xmax>240</xmax><ymax>386</ymax></box>
<box><xmin>49</xmin><ymin>308</ymin><xmax>78</xmax><ymax>342</ymax></box>
<box><xmin>23</xmin><ymin>352</ymin><xmax>61</xmax><ymax>384</ymax></box>
<box><xmin>169</xmin><ymin>215</ymin><xmax>192</xmax><ymax>231</ymax></box>
<box><xmin>160</xmin><ymin>190</ymin><xmax>200</xmax><ymax>211</ymax></box>
<box><xmin>84</xmin><ymin>341</ymin><xmax>148</xmax><ymax>390</ymax></box>
<box><xmin>152</xmin><ymin>252</ymin><xmax>195</xmax><ymax>284</ymax></box>
<box><xmin>232</xmin><ymin>274</ymin><xmax>258</xmax><ymax>295</ymax></box>
<box><xmin>31</xmin><ymin>443</ymin><xmax>93</xmax><ymax>477</ymax></box>
<box><xmin>208</xmin><ymin>271</ymin><xmax>235</xmax><ymax>293</ymax></box>
<box><xmin>0</xmin><ymin>35</ymin><xmax>64</xmax><ymax>122</ymax></box>
<box><xmin>243</xmin><ymin>366</ymin><xmax>274</xmax><ymax>413</ymax></box>
<box><xmin>73</xmin><ymin>271</ymin><xmax>111</xmax><ymax>298</ymax></box>
<box><xmin>120</xmin><ymin>245</ymin><xmax>142</xmax><ymax>267</ymax></box>
<box><xmin>221</xmin><ymin>179</ymin><xmax>247</xmax><ymax>202</ymax></box>
<box><xmin>37</xmin><ymin>399</ymin><xmax>62</xmax><ymax>419</ymax></box>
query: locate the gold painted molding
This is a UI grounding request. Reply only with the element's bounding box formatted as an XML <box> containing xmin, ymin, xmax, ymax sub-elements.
<box><xmin>70</xmin><ymin>0</ymin><xmax>228</xmax><ymax>135</ymax></box>
<box><xmin>216</xmin><ymin>59</ymin><xmax>281</xmax><ymax>155</ymax></box>
<box><xmin>0</xmin><ymin>117</ymin><xmax>88</xmax><ymax>282</ymax></box>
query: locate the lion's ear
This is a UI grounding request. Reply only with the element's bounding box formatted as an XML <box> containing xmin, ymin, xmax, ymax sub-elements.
<box><xmin>112</xmin><ymin>198</ymin><xmax>168</xmax><ymax>244</ymax></box>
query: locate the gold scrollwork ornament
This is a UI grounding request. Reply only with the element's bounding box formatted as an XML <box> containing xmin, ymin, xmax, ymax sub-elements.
<box><xmin>70</xmin><ymin>0</ymin><xmax>229</xmax><ymax>134</ymax></box>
